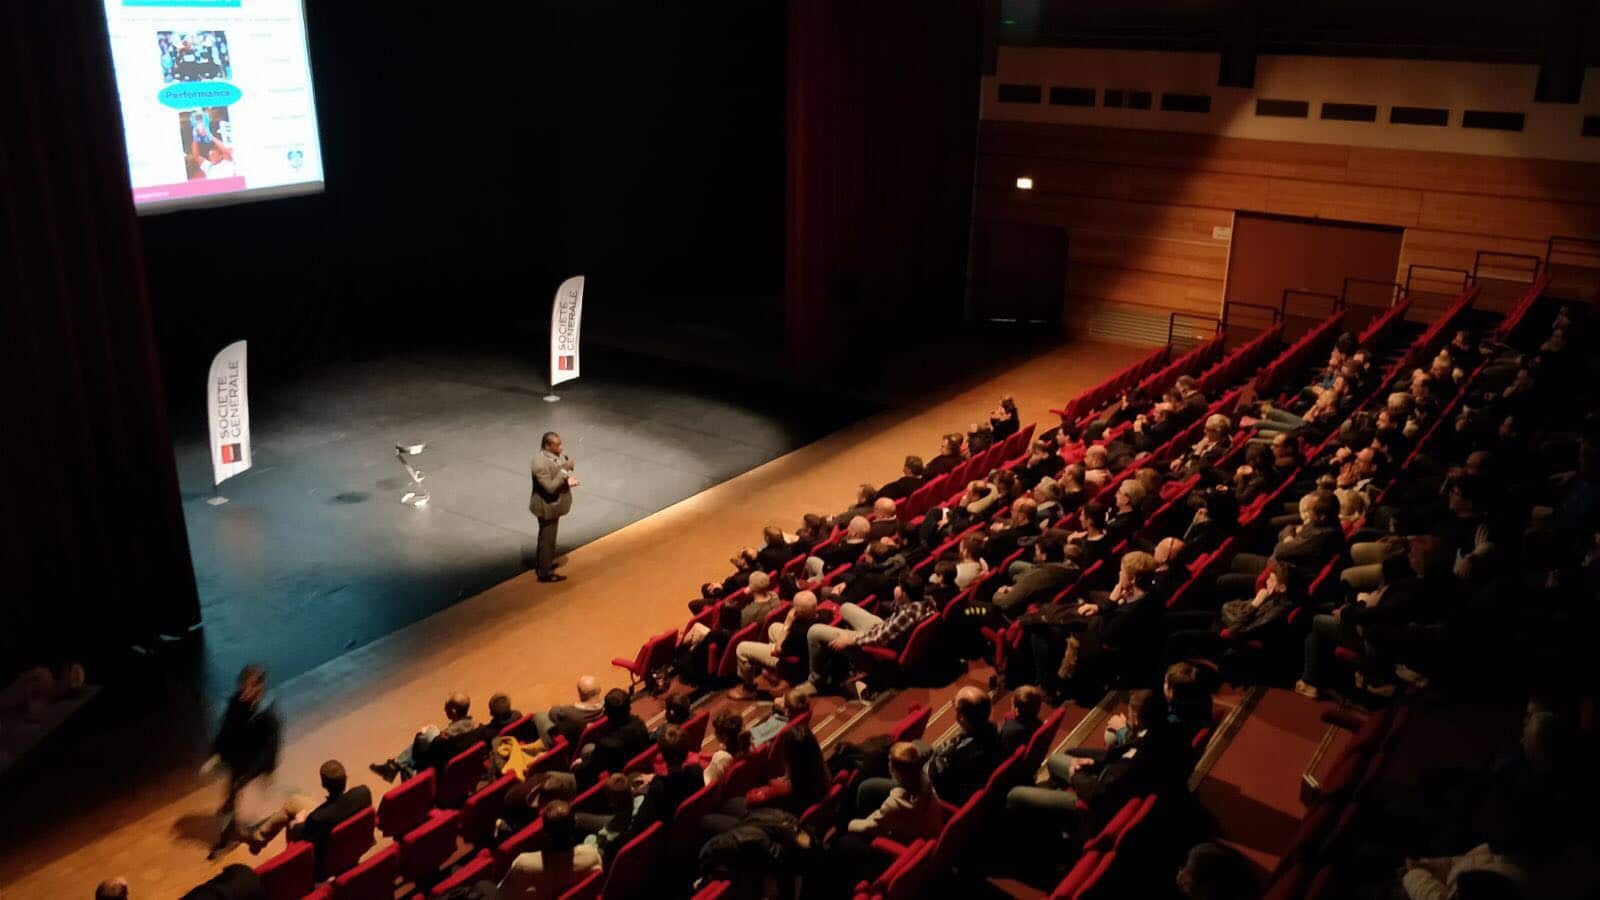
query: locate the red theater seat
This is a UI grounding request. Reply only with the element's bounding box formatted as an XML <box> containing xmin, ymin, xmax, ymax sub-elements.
<box><xmin>331</xmin><ymin>843</ymin><xmax>398</xmax><ymax>900</ymax></box>
<box><xmin>320</xmin><ymin>806</ymin><xmax>376</xmax><ymax>880</ymax></box>
<box><xmin>377</xmin><ymin>769</ymin><xmax>436</xmax><ymax>838</ymax></box>
<box><xmin>256</xmin><ymin>840</ymin><xmax>315</xmax><ymax>900</ymax></box>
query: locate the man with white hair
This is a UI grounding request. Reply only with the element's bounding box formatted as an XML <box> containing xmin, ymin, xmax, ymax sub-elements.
<box><xmin>818</xmin><ymin>515</ymin><xmax>872</xmax><ymax>569</ymax></box>
<box><xmin>533</xmin><ymin>675</ymin><xmax>604</xmax><ymax>746</ymax></box>
<box><xmin>1171</xmin><ymin>414</ymin><xmax>1232</xmax><ymax>476</ymax></box>
<box><xmin>730</xmin><ymin>591</ymin><xmax>822</xmax><ymax>699</ymax></box>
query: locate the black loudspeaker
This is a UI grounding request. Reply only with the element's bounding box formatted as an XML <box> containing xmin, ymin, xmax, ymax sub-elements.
<box><xmin>1217</xmin><ymin>2</ymin><xmax>1260</xmax><ymax>88</ymax></box>
<box><xmin>1535</xmin><ymin>0</ymin><xmax>1589</xmax><ymax>103</ymax></box>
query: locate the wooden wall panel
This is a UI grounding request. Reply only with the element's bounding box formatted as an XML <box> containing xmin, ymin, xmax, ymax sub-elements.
<box><xmin>1263</xmin><ymin>179</ymin><xmax>1422</xmax><ymax>228</ymax></box>
<box><xmin>976</xmin><ymin>120</ymin><xmax>1600</xmax><ymax>335</ymax></box>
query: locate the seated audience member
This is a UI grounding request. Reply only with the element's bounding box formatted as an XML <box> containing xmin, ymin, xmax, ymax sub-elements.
<box><xmin>1176</xmin><ymin>842</ymin><xmax>1260</xmax><ymax>900</ymax></box>
<box><xmin>847</xmin><ymin>741</ymin><xmax>946</xmax><ymax>841</ymax></box>
<box><xmin>1067</xmin><ymin>500</ymin><xmax>1115</xmax><ymax>564</ymax></box>
<box><xmin>720</xmin><ymin>547</ymin><xmax>761</xmax><ymax>596</ymax></box>
<box><xmin>990</xmin><ymin>395</ymin><xmax>1021</xmax><ymax>441</ymax></box>
<box><xmin>497</xmin><ymin>770</ymin><xmax>579</xmax><ymax>839</ymax></box>
<box><xmin>984</xmin><ymin>497</ymin><xmax>1041</xmax><ymax>564</ymax></box>
<box><xmin>1296</xmin><ymin>552</ymin><xmax>1417</xmax><ymax>699</ymax></box>
<box><xmin>1173</xmin><ymin>375</ymin><xmax>1209</xmax><ymax>422</ymax></box>
<box><xmin>817</xmin><ymin>516</ymin><xmax>872</xmax><ymax>570</ymax></box>
<box><xmin>924</xmin><ymin>433</ymin><xmax>966</xmax><ymax>477</ymax></box>
<box><xmin>1179</xmin><ymin>489</ymin><xmax>1237</xmax><ymax>555</ymax></box>
<box><xmin>1167</xmin><ymin>559</ymin><xmax>1297</xmax><ymax>661</ymax></box>
<box><xmin>731</xmin><ymin>571</ymin><xmax>782</xmax><ymax>628</ymax></box>
<box><xmin>1069</xmin><ymin>552</ymin><xmax>1164</xmax><ymax>687</ymax></box>
<box><xmin>499</xmin><ymin>800</ymin><xmax>602</xmax><ymax>898</ymax></box>
<box><xmin>179</xmin><ymin>865</ymin><xmax>268</xmax><ymax>900</ymax></box>
<box><xmin>804</xmin><ymin>574</ymin><xmax>937</xmax><ymax>691</ymax></box>
<box><xmin>992</xmin><ymin>529</ymin><xmax>1077</xmax><ymax>618</ymax></box>
<box><xmin>611</xmin><ymin>725</ymin><xmax>703</xmax><ymax>855</ymax></box>
<box><xmin>1215</xmin><ymin>488</ymin><xmax>1342</xmax><ymax>591</ymax></box>
<box><xmin>834</xmin><ymin>484</ymin><xmax>879</xmax><ymax>528</ymax></box>
<box><xmin>1008</xmin><ymin>690</ymin><xmax>1186</xmax><ymax>826</ymax></box>
<box><xmin>486</xmin><ymin>692</ymin><xmax>532</xmax><ymax>741</ymax></box>
<box><xmin>574</xmin><ymin>689</ymin><xmax>649</xmax><ymax>779</ymax></box>
<box><xmin>878</xmin><ymin>455</ymin><xmax>927</xmax><ymax>501</ymax></box>
<box><xmin>246</xmin><ymin>760</ymin><xmax>372</xmax><ymax>867</ymax></box>
<box><xmin>575</xmin><ymin>773</ymin><xmax>638</xmax><ymax>852</ymax></box>
<box><xmin>703</xmin><ymin>709</ymin><xmax>753</xmax><ymax>785</ymax></box>
<box><xmin>968</xmin><ymin>420</ymin><xmax>996</xmax><ymax>454</ymax></box>
<box><xmin>925</xmin><ymin>686</ymin><xmax>1003</xmax><ymax>804</ymax></box>
<box><xmin>1130</xmin><ymin>401</ymin><xmax>1179</xmax><ymax>453</ymax></box>
<box><xmin>370</xmin><ymin>691</ymin><xmax>481</xmax><ymax>782</ymax></box>
<box><xmin>1000</xmin><ymin>684</ymin><xmax>1045</xmax><ymax>755</ymax></box>
<box><xmin>1396</xmin><ymin>847</ymin><xmax>1527</xmax><ymax>900</ymax></box>
<box><xmin>1107</xmin><ymin>479</ymin><xmax>1145</xmax><ymax>543</ymax></box>
<box><xmin>1172</xmin><ymin>414</ymin><xmax>1233</xmax><ymax>476</ymax></box>
<box><xmin>790</xmin><ymin>513</ymin><xmax>832</xmax><ymax>558</ymax></box>
<box><xmin>731</xmin><ymin>590</ymin><xmax>821</xmax><ymax>700</ymax></box>
<box><xmin>866</xmin><ymin>497</ymin><xmax>901</xmax><ymax>540</ymax></box>
<box><xmin>1082</xmin><ymin>445</ymin><xmax>1113</xmax><ymax>488</ymax></box>
<box><xmin>649</xmin><ymin>693</ymin><xmax>692</xmax><ymax>743</ymax></box>
<box><xmin>954</xmin><ymin>531</ymin><xmax>990</xmax><ymax>589</ymax></box>
<box><xmin>533</xmin><ymin>675</ymin><xmax>605</xmax><ymax>747</ymax></box>
<box><xmin>825</xmin><ymin>539</ymin><xmax>906</xmax><ymax>608</ymax></box>
<box><xmin>751</xmin><ymin>686</ymin><xmax>813</xmax><ymax>747</ymax></box>
<box><xmin>703</xmin><ymin>725</ymin><xmax>830</xmax><ymax>832</ymax></box>
<box><xmin>1021</xmin><ymin>439</ymin><xmax>1066</xmax><ymax>487</ymax></box>
<box><xmin>96</xmin><ymin>878</ymin><xmax>129</xmax><ymax>900</ymax></box>
<box><xmin>756</xmin><ymin>526</ymin><xmax>796</xmax><ymax>573</ymax></box>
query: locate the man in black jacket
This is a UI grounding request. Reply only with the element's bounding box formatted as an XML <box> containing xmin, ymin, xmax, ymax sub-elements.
<box><xmin>370</xmin><ymin>692</ymin><xmax>482</xmax><ymax>783</ymax></box>
<box><xmin>611</xmin><ymin>724</ymin><xmax>703</xmax><ymax>859</ymax></box>
<box><xmin>577</xmin><ymin>689</ymin><xmax>650</xmax><ymax>781</ymax></box>
<box><xmin>878</xmin><ymin>456</ymin><xmax>926</xmax><ymax>501</ymax></box>
<box><xmin>756</xmin><ymin>526</ymin><xmax>797</xmax><ymax>573</ymax></box>
<box><xmin>247</xmin><ymin>760</ymin><xmax>373</xmax><ymax>872</ymax></box>
<box><xmin>205</xmin><ymin>665</ymin><xmax>280</xmax><ymax>855</ymax></box>
<box><xmin>926</xmin><ymin>686</ymin><xmax>1004</xmax><ymax>804</ymax></box>
<box><xmin>993</xmin><ymin>530</ymin><xmax>1077</xmax><ymax>618</ymax></box>
<box><xmin>1215</xmin><ymin>489</ymin><xmax>1343</xmax><ymax>594</ymax></box>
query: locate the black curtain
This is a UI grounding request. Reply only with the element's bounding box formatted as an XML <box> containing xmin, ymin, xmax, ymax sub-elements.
<box><xmin>785</xmin><ymin>0</ymin><xmax>987</xmax><ymax>371</ymax></box>
<box><xmin>0</xmin><ymin>1</ymin><xmax>200</xmax><ymax>674</ymax></box>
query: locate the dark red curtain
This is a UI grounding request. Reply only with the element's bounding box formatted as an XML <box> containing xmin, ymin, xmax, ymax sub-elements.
<box><xmin>1</xmin><ymin>2</ymin><xmax>199</xmax><ymax>673</ymax></box>
<box><xmin>785</xmin><ymin>0</ymin><xmax>986</xmax><ymax>370</ymax></box>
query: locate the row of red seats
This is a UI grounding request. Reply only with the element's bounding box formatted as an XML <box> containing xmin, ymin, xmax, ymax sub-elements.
<box><xmin>853</xmin><ymin>707</ymin><xmax>1069</xmax><ymax>899</ymax></box>
<box><xmin>1196</xmin><ymin>322</ymin><xmax>1285</xmax><ymax>398</ymax></box>
<box><xmin>1262</xmin><ymin>706</ymin><xmax>1409</xmax><ymax>900</ymax></box>
<box><xmin>1137</xmin><ymin>332</ymin><xmax>1228</xmax><ymax>401</ymax></box>
<box><xmin>1051</xmin><ymin>343</ymin><xmax>1172</xmax><ymax>425</ymax></box>
<box><xmin>1491</xmin><ymin>273</ymin><xmax>1553</xmax><ymax>344</ymax></box>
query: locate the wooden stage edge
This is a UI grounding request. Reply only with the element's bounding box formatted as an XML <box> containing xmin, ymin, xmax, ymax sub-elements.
<box><xmin>0</xmin><ymin>339</ymin><xmax>1148</xmax><ymax>899</ymax></box>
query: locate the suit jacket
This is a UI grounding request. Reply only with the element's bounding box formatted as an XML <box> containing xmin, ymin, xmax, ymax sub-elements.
<box><xmin>757</xmin><ymin>543</ymin><xmax>796</xmax><ymax>573</ymax></box>
<box><xmin>1071</xmin><ymin>723</ymin><xmax>1188</xmax><ymax>811</ymax></box>
<box><xmin>928</xmin><ymin>722</ymin><xmax>1003</xmax><ymax>804</ymax></box>
<box><xmin>1271</xmin><ymin>523</ymin><xmax>1345</xmax><ymax>579</ymax></box>
<box><xmin>529</xmin><ymin>450</ymin><xmax>573</xmax><ymax>519</ymax></box>
<box><xmin>214</xmin><ymin>695</ymin><xmax>280</xmax><ymax>782</ymax></box>
<box><xmin>878</xmin><ymin>475</ymin><xmax>924</xmax><ymax>501</ymax></box>
<box><xmin>924</xmin><ymin>453</ymin><xmax>964</xmax><ymax>477</ymax></box>
<box><xmin>995</xmin><ymin>563</ymin><xmax>1076</xmax><ymax>617</ymax></box>
<box><xmin>300</xmin><ymin>785</ymin><xmax>373</xmax><ymax>874</ymax></box>
<box><xmin>868</xmin><ymin>516</ymin><xmax>901</xmax><ymax>540</ymax></box>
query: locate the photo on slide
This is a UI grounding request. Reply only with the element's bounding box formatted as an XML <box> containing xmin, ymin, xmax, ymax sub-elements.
<box><xmin>177</xmin><ymin>107</ymin><xmax>238</xmax><ymax>181</ymax></box>
<box><xmin>157</xmin><ymin>30</ymin><xmax>232</xmax><ymax>83</ymax></box>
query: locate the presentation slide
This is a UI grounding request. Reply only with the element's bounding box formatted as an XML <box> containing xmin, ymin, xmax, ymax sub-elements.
<box><xmin>100</xmin><ymin>0</ymin><xmax>325</xmax><ymax>213</ymax></box>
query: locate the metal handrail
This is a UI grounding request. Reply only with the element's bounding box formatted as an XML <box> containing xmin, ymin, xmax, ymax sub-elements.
<box><xmin>1473</xmin><ymin>251</ymin><xmax>1542</xmax><ymax>282</ymax></box>
<box><xmin>1341</xmin><ymin>277</ymin><xmax>1406</xmax><ymax>309</ymax></box>
<box><xmin>1280</xmin><ymin>289</ymin><xmax>1341</xmax><ymax>317</ymax></box>
<box><xmin>1221</xmin><ymin>300</ymin><xmax>1283</xmax><ymax>331</ymax></box>
<box><xmin>1405</xmin><ymin>265</ymin><xmax>1472</xmax><ymax>295</ymax></box>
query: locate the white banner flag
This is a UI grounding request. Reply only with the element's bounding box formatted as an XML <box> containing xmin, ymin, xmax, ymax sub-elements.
<box><xmin>207</xmin><ymin>340</ymin><xmax>251</xmax><ymax>487</ymax></box>
<box><xmin>550</xmin><ymin>275</ymin><xmax>584</xmax><ymax>388</ymax></box>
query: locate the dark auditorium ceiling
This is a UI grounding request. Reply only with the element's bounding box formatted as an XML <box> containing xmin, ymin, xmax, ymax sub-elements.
<box><xmin>999</xmin><ymin>0</ymin><xmax>1600</xmax><ymax>65</ymax></box>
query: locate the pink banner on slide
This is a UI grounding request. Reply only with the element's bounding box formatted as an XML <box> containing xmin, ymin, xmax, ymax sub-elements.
<box><xmin>133</xmin><ymin>176</ymin><xmax>247</xmax><ymax>204</ymax></box>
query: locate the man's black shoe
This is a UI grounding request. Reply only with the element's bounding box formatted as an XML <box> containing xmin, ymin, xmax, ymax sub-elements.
<box><xmin>537</xmin><ymin>572</ymin><xmax>568</xmax><ymax>583</ymax></box>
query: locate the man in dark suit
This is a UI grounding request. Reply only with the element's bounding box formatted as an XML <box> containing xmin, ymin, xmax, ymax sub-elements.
<box><xmin>205</xmin><ymin>665</ymin><xmax>280</xmax><ymax>856</ymax></box>
<box><xmin>926</xmin><ymin>686</ymin><xmax>1004</xmax><ymax>804</ymax></box>
<box><xmin>924</xmin><ymin>434</ymin><xmax>965</xmax><ymax>477</ymax></box>
<box><xmin>529</xmin><ymin>431</ymin><xmax>578</xmax><ymax>583</ymax></box>
<box><xmin>576</xmin><ymin>689</ymin><xmax>650</xmax><ymax>781</ymax></box>
<box><xmin>370</xmin><ymin>692</ymin><xmax>481</xmax><ymax>782</ymax></box>
<box><xmin>611</xmin><ymin>724</ymin><xmax>703</xmax><ymax>858</ymax></box>
<box><xmin>247</xmin><ymin>760</ymin><xmax>373</xmax><ymax>872</ymax></box>
<box><xmin>866</xmin><ymin>497</ymin><xmax>901</xmax><ymax>540</ymax></box>
<box><xmin>878</xmin><ymin>456</ymin><xmax>927</xmax><ymax>501</ymax></box>
<box><xmin>993</xmin><ymin>530</ymin><xmax>1077</xmax><ymax>618</ymax></box>
<box><xmin>756</xmin><ymin>526</ymin><xmax>797</xmax><ymax>572</ymax></box>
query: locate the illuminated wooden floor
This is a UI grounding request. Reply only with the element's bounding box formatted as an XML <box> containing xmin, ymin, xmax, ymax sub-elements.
<box><xmin>0</xmin><ymin>339</ymin><xmax>1148</xmax><ymax>899</ymax></box>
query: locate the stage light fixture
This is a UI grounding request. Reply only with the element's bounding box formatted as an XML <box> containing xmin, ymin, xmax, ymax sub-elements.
<box><xmin>1015</xmin><ymin>176</ymin><xmax>1034</xmax><ymax>190</ymax></box>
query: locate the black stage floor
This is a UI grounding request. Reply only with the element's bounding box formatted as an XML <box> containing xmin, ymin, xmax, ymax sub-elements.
<box><xmin>170</xmin><ymin>344</ymin><xmax>871</xmax><ymax>696</ymax></box>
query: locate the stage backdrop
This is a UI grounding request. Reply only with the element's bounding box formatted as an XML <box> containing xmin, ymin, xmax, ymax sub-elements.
<box><xmin>0</xmin><ymin>1</ymin><xmax>200</xmax><ymax>674</ymax></box>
